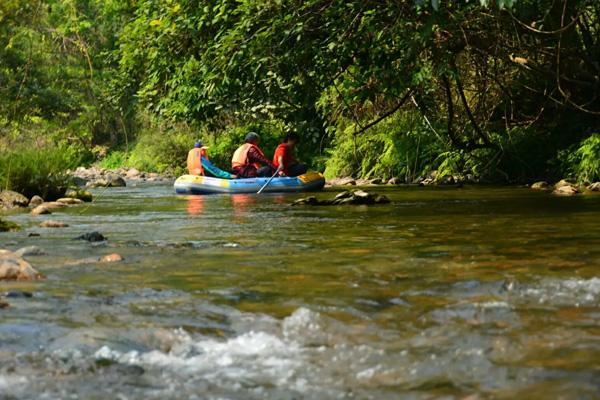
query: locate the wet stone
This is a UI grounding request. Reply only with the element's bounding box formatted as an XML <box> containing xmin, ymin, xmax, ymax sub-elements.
<box><xmin>40</xmin><ymin>220</ymin><xmax>69</xmax><ymax>228</ymax></box>
<box><xmin>75</xmin><ymin>231</ymin><xmax>107</xmax><ymax>242</ymax></box>
<box><xmin>31</xmin><ymin>205</ymin><xmax>51</xmax><ymax>216</ymax></box>
<box><xmin>29</xmin><ymin>195</ymin><xmax>44</xmax><ymax>207</ymax></box>
<box><xmin>5</xmin><ymin>290</ymin><xmax>33</xmax><ymax>298</ymax></box>
<box><xmin>14</xmin><ymin>246</ymin><xmax>46</xmax><ymax>257</ymax></box>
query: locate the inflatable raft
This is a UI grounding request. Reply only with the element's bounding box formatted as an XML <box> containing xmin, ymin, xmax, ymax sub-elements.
<box><xmin>174</xmin><ymin>171</ymin><xmax>326</xmax><ymax>195</ymax></box>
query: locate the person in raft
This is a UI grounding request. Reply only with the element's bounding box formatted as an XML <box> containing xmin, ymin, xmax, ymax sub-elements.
<box><xmin>231</xmin><ymin>132</ymin><xmax>282</xmax><ymax>178</ymax></box>
<box><xmin>273</xmin><ymin>133</ymin><xmax>308</xmax><ymax>177</ymax></box>
<box><xmin>187</xmin><ymin>140</ymin><xmax>236</xmax><ymax>179</ymax></box>
<box><xmin>187</xmin><ymin>140</ymin><xmax>209</xmax><ymax>176</ymax></box>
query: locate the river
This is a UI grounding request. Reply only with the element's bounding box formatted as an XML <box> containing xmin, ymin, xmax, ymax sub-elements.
<box><xmin>1</xmin><ymin>184</ymin><xmax>599</xmax><ymax>399</ymax></box>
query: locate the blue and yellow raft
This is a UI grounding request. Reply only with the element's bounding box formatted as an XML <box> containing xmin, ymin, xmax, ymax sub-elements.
<box><xmin>174</xmin><ymin>171</ymin><xmax>326</xmax><ymax>195</ymax></box>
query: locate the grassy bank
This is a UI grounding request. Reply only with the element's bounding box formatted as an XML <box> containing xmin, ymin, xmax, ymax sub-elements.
<box><xmin>0</xmin><ymin>146</ymin><xmax>80</xmax><ymax>200</ymax></box>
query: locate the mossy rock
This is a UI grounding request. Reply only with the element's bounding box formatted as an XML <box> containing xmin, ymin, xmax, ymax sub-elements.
<box><xmin>0</xmin><ymin>218</ymin><xmax>20</xmax><ymax>232</ymax></box>
<box><xmin>65</xmin><ymin>189</ymin><xmax>93</xmax><ymax>202</ymax></box>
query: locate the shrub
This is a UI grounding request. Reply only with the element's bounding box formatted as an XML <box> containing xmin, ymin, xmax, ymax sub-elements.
<box><xmin>0</xmin><ymin>146</ymin><xmax>80</xmax><ymax>199</ymax></box>
<box><xmin>557</xmin><ymin>133</ymin><xmax>600</xmax><ymax>183</ymax></box>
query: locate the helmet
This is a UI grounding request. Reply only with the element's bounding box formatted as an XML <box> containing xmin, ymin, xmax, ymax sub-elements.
<box><xmin>244</xmin><ymin>132</ymin><xmax>260</xmax><ymax>143</ymax></box>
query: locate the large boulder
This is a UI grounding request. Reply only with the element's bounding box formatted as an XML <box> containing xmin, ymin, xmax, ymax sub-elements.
<box><xmin>0</xmin><ymin>190</ymin><xmax>29</xmax><ymax>210</ymax></box>
<box><xmin>0</xmin><ymin>250</ymin><xmax>41</xmax><ymax>281</ymax></box>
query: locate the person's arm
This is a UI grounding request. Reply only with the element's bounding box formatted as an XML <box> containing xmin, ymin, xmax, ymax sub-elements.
<box><xmin>249</xmin><ymin>147</ymin><xmax>277</xmax><ymax>170</ymax></box>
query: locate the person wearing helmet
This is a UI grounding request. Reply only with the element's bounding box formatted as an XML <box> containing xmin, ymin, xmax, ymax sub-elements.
<box><xmin>231</xmin><ymin>132</ymin><xmax>281</xmax><ymax>178</ymax></box>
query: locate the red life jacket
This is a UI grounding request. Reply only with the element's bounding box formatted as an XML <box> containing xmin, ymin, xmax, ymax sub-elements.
<box><xmin>187</xmin><ymin>148</ymin><xmax>207</xmax><ymax>175</ymax></box>
<box><xmin>231</xmin><ymin>143</ymin><xmax>265</xmax><ymax>170</ymax></box>
<box><xmin>272</xmin><ymin>144</ymin><xmax>291</xmax><ymax>175</ymax></box>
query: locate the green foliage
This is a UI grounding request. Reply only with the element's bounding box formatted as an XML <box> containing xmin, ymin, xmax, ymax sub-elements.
<box><xmin>0</xmin><ymin>218</ymin><xmax>20</xmax><ymax>232</ymax></box>
<box><xmin>0</xmin><ymin>146</ymin><xmax>80</xmax><ymax>200</ymax></box>
<box><xmin>558</xmin><ymin>134</ymin><xmax>600</xmax><ymax>183</ymax></box>
<box><xmin>99</xmin><ymin>151</ymin><xmax>128</xmax><ymax>170</ymax></box>
<box><xmin>325</xmin><ymin>113</ymin><xmax>444</xmax><ymax>181</ymax></box>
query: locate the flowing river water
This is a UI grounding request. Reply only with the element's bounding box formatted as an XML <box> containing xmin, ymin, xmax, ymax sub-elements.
<box><xmin>1</xmin><ymin>183</ymin><xmax>600</xmax><ymax>399</ymax></box>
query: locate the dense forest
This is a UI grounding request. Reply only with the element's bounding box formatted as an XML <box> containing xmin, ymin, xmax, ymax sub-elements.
<box><xmin>1</xmin><ymin>0</ymin><xmax>599</xmax><ymax>189</ymax></box>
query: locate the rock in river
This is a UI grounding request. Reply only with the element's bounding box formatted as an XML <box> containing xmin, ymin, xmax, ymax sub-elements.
<box><xmin>29</xmin><ymin>195</ymin><xmax>44</xmax><ymax>207</ymax></box>
<box><xmin>40</xmin><ymin>220</ymin><xmax>69</xmax><ymax>228</ymax></box>
<box><xmin>554</xmin><ymin>179</ymin><xmax>576</xmax><ymax>189</ymax></box>
<box><xmin>531</xmin><ymin>181</ymin><xmax>550</xmax><ymax>190</ymax></box>
<box><xmin>587</xmin><ymin>182</ymin><xmax>600</xmax><ymax>192</ymax></box>
<box><xmin>65</xmin><ymin>189</ymin><xmax>93</xmax><ymax>202</ymax></box>
<box><xmin>56</xmin><ymin>197</ymin><xmax>84</xmax><ymax>205</ymax></box>
<box><xmin>31</xmin><ymin>205</ymin><xmax>51</xmax><ymax>215</ymax></box>
<box><xmin>100</xmin><ymin>253</ymin><xmax>124</xmax><ymax>263</ymax></box>
<box><xmin>14</xmin><ymin>246</ymin><xmax>46</xmax><ymax>257</ymax></box>
<box><xmin>75</xmin><ymin>231</ymin><xmax>107</xmax><ymax>242</ymax></box>
<box><xmin>293</xmin><ymin>190</ymin><xmax>391</xmax><ymax>206</ymax></box>
<box><xmin>553</xmin><ymin>185</ymin><xmax>579</xmax><ymax>195</ymax></box>
<box><xmin>0</xmin><ymin>190</ymin><xmax>29</xmax><ymax>210</ymax></box>
<box><xmin>0</xmin><ymin>250</ymin><xmax>41</xmax><ymax>281</ymax></box>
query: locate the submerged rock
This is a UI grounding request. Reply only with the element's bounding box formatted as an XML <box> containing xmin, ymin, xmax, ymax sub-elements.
<box><xmin>66</xmin><ymin>253</ymin><xmax>124</xmax><ymax>266</ymax></box>
<box><xmin>40</xmin><ymin>220</ymin><xmax>69</xmax><ymax>228</ymax></box>
<box><xmin>75</xmin><ymin>231</ymin><xmax>106</xmax><ymax>242</ymax></box>
<box><xmin>531</xmin><ymin>181</ymin><xmax>550</xmax><ymax>190</ymax></box>
<box><xmin>0</xmin><ymin>300</ymin><xmax>8</xmax><ymax>309</ymax></box>
<box><xmin>0</xmin><ymin>190</ymin><xmax>29</xmax><ymax>210</ymax></box>
<box><xmin>29</xmin><ymin>195</ymin><xmax>44</xmax><ymax>207</ymax></box>
<box><xmin>0</xmin><ymin>250</ymin><xmax>41</xmax><ymax>281</ymax></box>
<box><xmin>14</xmin><ymin>246</ymin><xmax>45</xmax><ymax>257</ymax></box>
<box><xmin>31</xmin><ymin>205</ymin><xmax>51</xmax><ymax>215</ymax></box>
<box><xmin>293</xmin><ymin>190</ymin><xmax>391</xmax><ymax>206</ymax></box>
<box><xmin>5</xmin><ymin>290</ymin><xmax>33</xmax><ymax>298</ymax></box>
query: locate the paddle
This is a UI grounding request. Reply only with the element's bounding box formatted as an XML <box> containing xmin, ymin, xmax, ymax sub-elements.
<box><xmin>257</xmin><ymin>166</ymin><xmax>283</xmax><ymax>194</ymax></box>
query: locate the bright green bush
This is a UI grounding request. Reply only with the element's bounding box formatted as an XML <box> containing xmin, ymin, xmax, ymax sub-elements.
<box><xmin>558</xmin><ymin>134</ymin><xmax>600</xmax><ymax>183</ymax></box>
<box><xmin>324</xmin><ymin>113</ymin><xmax>444</xmax><ymax>181</ymax></box>
<box><xmin>0</xmin><ymin>146</ymin><xmax>80</xmax><ymax>199</ymax></box>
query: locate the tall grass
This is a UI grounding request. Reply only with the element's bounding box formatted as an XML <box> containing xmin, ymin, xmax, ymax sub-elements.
<box><xmin>0</xmin><ymin>146</ymin><xmax>80</xmax><ymax>200</ymax></box>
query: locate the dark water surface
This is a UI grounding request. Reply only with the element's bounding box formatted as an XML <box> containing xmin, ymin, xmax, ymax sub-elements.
<box><xmin>1</xmin><ymin>184</ymin><xmax>600</xmax><ymax>399</ymax></box>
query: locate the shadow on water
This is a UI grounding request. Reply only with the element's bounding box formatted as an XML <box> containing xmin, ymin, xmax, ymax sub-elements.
<box><xmin>1</xmin><ymin>183</ymin><xmax>600</xmax><ymax>399</ymax></box>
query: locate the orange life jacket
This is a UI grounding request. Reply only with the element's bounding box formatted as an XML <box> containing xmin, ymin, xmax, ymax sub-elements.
<box><xmin>231</xmin><ymin>143</ymin><xmax>264</xmax><ymax>170</ymax></box>
<box><xmin>187</xmin><ymin>148</ymin><xmax>207</xmax><ymax>175</ymax></box>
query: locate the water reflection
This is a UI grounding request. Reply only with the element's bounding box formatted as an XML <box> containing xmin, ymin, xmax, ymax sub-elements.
<box><xmin>186</xmin><ymin>195</ymin><xmax>204</xmax><ymax>216</ymax></box>
<box><xmin>231</xmin><ymin>194</ymin><xmax>256</xmax><ymax>218</ymax></box>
